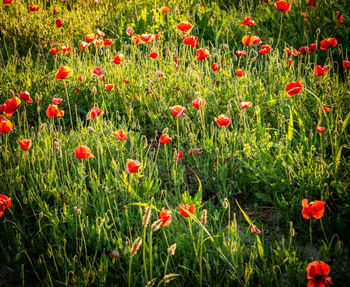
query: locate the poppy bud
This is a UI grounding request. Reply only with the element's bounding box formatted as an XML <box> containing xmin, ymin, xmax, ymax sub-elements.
<box><xmin>167</xmin><ymin>243</ymin><xmax>177</xmax><ymax>255</ymax></box>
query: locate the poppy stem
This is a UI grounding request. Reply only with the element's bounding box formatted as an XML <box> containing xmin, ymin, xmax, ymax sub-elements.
<box><xmin>128</xmin><ymin>255</ymin><xmax>133</xmax><ymax>287</ymax></box>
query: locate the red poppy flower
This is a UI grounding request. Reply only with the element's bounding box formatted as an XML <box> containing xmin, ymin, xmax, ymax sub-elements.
<box><xmin>46</xmin><ymin>104</ymin><xmax>64</xmax><ymax>118</ymax></box>
<box><xmin>93</xmin><ymin>66</ymin><xmax>104</xmax><ymax>77</ymax></box>
<box><xmin>85</xmin><ymin>34</ymin><xmax>96</xmax><ymax>43</ymax></box>
<box><xmin>3</xmin><ymin>0</ymin><xmax>13</xmax><ymax>5</ymax></box>
<box><xmin>309</xmin><ymin>43</ymin><xmax>317</xmax><ymax>52</ymax></box>
<box><xmin>301</xmin><ymin>12</ymin><xmax>307</xmax><ymax>18</ymax></box>
<box><xmin>160</xmin><ymin>134</ymin><xmax>171</xmax><ymax>144</ymax></box>
<box><xmin>29</xmin><ymin>4</ymin><xmax>39</xmax><ymax>12</ymax></box>
<box><xmin>322</xmin><ymin>105</ymin><xmax>331</xmax><ymax>112</ymax></box>
<box><xmin>316</xmin><ymin>126</ymin><xmax>325</xmax><ymax>134</ymax></box>
<box><xmin>169</xmin><ymin>105</ymin><xmax>185</xmax><ymax>117</ymax></box>
<box><xmin>235</xmin><ymin>69</ymin><xmax>244</xmax><ymax>77</ymax></box>
<box><xmin>74</xmin><ymin>89</ymin><xmax>80</xmax><ymax>94</ymax></box>
<box><xmin>188</xmin><ymin>148</ymin><xmax>204</xmax><ymax>156</ymax></box>
<box><xmin>275</xmin><ymin>1</ymin><xmax>291</xmax><ymax>13</ymax></box>
<box><xmin>112</xmin><ymin>54</ymin><xmax>124</xmax><ymax>64</ymax></box>
<box><xmin>56</xmin><ymin>66</ymin><xmax>73</xmax><ymax>80</ymax></box>
<box><xmin>3</xmin><ymin>96</ymin><xmax>21</xmax><ymax>117</ymax></box>
<box><xmin>159</xmin><ymin>209</ymin><xmax>172</xmax><ymax>226</ymax></box>
<box><xmin>18</xmin><ymin>139</ymin><xmax>31</xmax><ymax>151</ymax></box>
<box><xmin>19</xmin><ymin>91</ymin><xmax>33</xmax><ymax>104</ymax></box>
<box><xmin>87</xmin><ymin>107</ymin><xmax>103</xmax><ymax>119</ymax></box>
<box><xmin>192</xmin><ymin>98</ymin><xmax>206</xmax><ymax>109</ymax></box>
<box><xmin>320</xmin><ymin>38</ymin><xmax>337</xmax><ymax>50</ymax></box>
<box><xmin>61</xmin><ymin>44</ymin><xmax>71</xmax><ymax>54</ymax></box>
<box><xmin>337</xmin><ymin>15</ymin><xmax>345</xmax><ymax>24</ymax></box>
<box><xmin>239</xmin><ymin>101</ymin><xmax>252</xmax><ymax>108</ymax></box>
<box><xmin>242</xmin><ymin>35</ymin><xmax>261</xmax><ymax>46</ymax></box>
<box><xmin>159</xmin><ymin>6</ymin><xmax>170</xmax><ymax>13</ymax></box>
<box><xmin>155</xmin><ymin>71</ymin><xmax>164</xmax><ymax>77</ymax></box>
<box><xmin>174</xmin><ymin>149</ymin><xmax>183</xmax><ymax>162</ymax></box>
<box><xmin>215</xmin><ymin>114</ymin><xmax>231</xmax><ymax>127</ymax></box>
<box><xmin>52</xmin><ymin>6</ymin><xmax>57</xmax><ymax>15</ymax></box>
<box><xmin>50</xmin><ymin>47</ymin><xmax>59</xmax><ymax>55</ymax></box>
<box><xmin>182</xmin><ymin>35</ymin><xmax>198</xmax><ymax>48</ymax></box>
<box><xmin>240</xmin><ymin>16</ymin><xmax>256</xmax><ymax>26</ymax></box>
<box><xmin>0</xmin><ymin>194</ymin><xmax>11</xmax><ymax>217</ymax></box>
<box><xmin>212</xmin><ymin>63</ymin><xmax>219</xmax><ymax>72</ymax></box>
<box><xmin>343</xmin><ymin>60</ymin><xmax>350</xmax><ymax>69</ymax></box>
<box><xmin>302</xmin><ymin>199</ymin><xmax>325</xmax><ymax>220</ymax></box>
<box><xmin>52</xmin><ymin>98</ymin><xmax>63</xmax><ymax>105</ymax></box>
<box><xmin>122</xmin><ymin>79</ymin><xmax>129</xmax><ymax>85</ymax></box>
<box><xmin>306</xmin><ymin>261</ymin><xmax>332</xmax><ymax>287</ymax></box>
<box><xmin>250</xmin><ymin>225</ymin><xmax>261</xmax><ymax>234</ymax></box>
<box><xmin>55</xmin><ymin>18</ymin><xmax>63</xmax><ymax>28</ymax></box>
<box><xmin>0</xmin><ymin>115</ymin><xmax>14</xmax><ymax>134</ymax></box>
<box><xmin>285</xmin><ymin>81</ymin><xmax>303</xmax><ymax>96</ymax></box>
<box><xmin>149</xmin><ymin>51</ymin><xmax>158</xmax><ymax>59</ymax></box>
<box><xmin>74</xmin><ymin>145</ymin><xmax>94</xmax><ymax>159</ymax></box>
<box><xmin>139</xmin><ymin>34</ymin><xmax>156</xmax><ymax>44</ymax></box>
<box><xmin>177</xmin><ymin>21</ymin><xmax>193</xmax><ymax>33</ymax></box>
<box><xmin>93</xmin><ymin>39</ymin><xmax>104</xmax><ymax>48</ymax></box>
<box><xmin>80</xmin><ymin>41</ymin><xmax>90</xmax><ymax>50</ymax></box>
<box><xmin>284</xmin><ymin>47</ymin><xmax>298</xmax><ymax>56</ymax></box>
<box><xmin>236</xmin><ymin>50</ymin><xmax>247</xmax><ymax>56</ymax></box>
<box><xmin>195</xmin><ymin>48</ymin><xmax>210</xmax><ymax>60</ymax></box>
<box><xmin>96</xmin><ymin>29</ymin><xmax>105</xmax><ymax>38</ymax></box>
<box><xmin>104</xmin><ymin>39</ymin><xmax>114</xmax><ymax>46</ymax></box>
<box><xmin>314</xmin><ymin>65</ymin><xmax>329</xmax><ymax>77</ymax></box>
<box><xmin>299</xmin><ymin>46</ymin><xmax>309</xmax><ymax>54</ymax></box>
<box><xmin>111</xmin><ymin>129</ymin><xmax>128</xmax><ymax>141</ymax></box>
<box><xmin>106</xmin><ymin>84</ymin><xmax>114</xmax><ymax>91</ymax></box>
<box><xmin>179</xmin><ymin>204</ymin><xmax>195</xmax><ymax>217</ymax></box>
<box><xmin>308</xmin><ymin>0</ymin><xmax>316</xmax><ymax>7</ymax></box>
<box><xmin>286</xmin><ymin>59</ymin><xmax>293</xmax><ymax>66</ymax></box>
<box><xmin>126</xmin><ymin>159</ymin><xmax>141</xmax><ymax>173</ymax></box>
<box><xmin>259</xmin><ymin>44</ymin><xmax>272</xmax><ymax>55</ymax></box>
<box><xmin>126</xmin><ymin>27</ymin><xmax>134</xmax><ymax>36</ymax></box>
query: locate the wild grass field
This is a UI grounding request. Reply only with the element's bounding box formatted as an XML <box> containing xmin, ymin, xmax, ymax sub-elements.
<box><xmin>0</xmin><ymin>0</ymin><xmax>350</xmax><ymax>286</ymax></box>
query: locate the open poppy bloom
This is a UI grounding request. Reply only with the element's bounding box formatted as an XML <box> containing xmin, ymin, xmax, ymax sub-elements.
<box><xmin>112</xmin><ymin>54</ymin><xmax>124</xmax><ymax>64</ymax></box>
<box><xmin>195</xmin><ymin>48</ymin><xmax>209</xmax><ymax>60</ymax></box>
<box><xmin>250</xmin><ymin>225</ymin><xmax>261</xmax><ymax>234</ymax></box>
<box><xmin>236</xmin><ymin>50</ymin><xmax>247</xmax><ymax>56</ymax></box>
<box><xmin>56</xmin><ymin>66</ymin><xmax>73</xmax><ymax>80</ymax></box>
<box><xmin>179</xmin><ymin>204</ymin><xmax>195</xmax><ymax>217</ymax></box>
<box><xmin>242</xmin><ymin>35</ymin><xmax>261</xmax><ymax>46</ymax></box>
<box><xmin>3</xmin><ymin>0</ymin><xmax>14</xmax><ymax>5</ymax></box>
<box><xmin>343</xmin><ymin>60</ymin><xmax>350</xmax><ymax>69</ymax></box>
<box><xmin>160</xmin><ymin>134</ymin><xmax>171</xmax><ymax>144</ymax></box>
<box><xmin>85</xmin><ymin>34</ymin><xmax>96</xmax><ymax>43</ymax></box>
<box><xmin>285</xmin><ymin>81</ymin><xmax>303</xmax><ymax>96</ymax></box>
<box><xmin>275</xmin><ymin>1</ymin><xmax>291</xmax><ymax>13</ymax></box>
<box><xmin>126</xmin><ymin>159</ymin><xmax>141</xmax><ymax>173</ymax></box>
<box><xmin>50</xmin><ymin>47</ymin><xmax>59</xmax><ymax>55</ymax></box>
<box><xmin>93</xmin><ymin>39</ymin><xmax>104</xmax><ymax>48</ymax></box>
<box><xmin>46</xmin><ymin>104</ymin><xmax>64</xmax><ymax>118</ymax></box>
<box><xmin>239</xmin><ymin>101</ymin><xmax>252</xmax><ymax>108</ymax></box>
<box><xmin>301</xmin><ymin>12</ymin><xmax>307</xmax><ymax>18</ymax></box>
<box><xmin>259</xmin><ymin>44</ymin><xmax>272</xmax><ymax>55</ymax></box>
<box><xmin>159</xmin><ymin>209</ymin><xmax>172</xmax><ymax>226</ymax></box>
<box><xmin>286</xmin><ymin>59</ymin><xmax>293</xmax><ymax>66</ymax></box>
<box><xmin>3</xmin><ymin>96</ymin><xmax>21</xmax><ymax>117</ymax></box>
<box><xmin>174</xmin><ymin>149</ymin><xmax>183</xmax><ymax>162</ymax></box>
<box><xmin>52</xmin><ymin>98</ymin><xmax>63</xmax><ymax>105</ymax></box>
<box><xmin>188</xmin><ymin>148</ymin><xmax>204</xmax><ymax>156</ymax></box>
<box><xmin>309</xmin><ymin>43</ymin><xmax>317</xmax><ymax>52</ymax></box>
<box><xmin>96</xmin><ymin>29</ymin><xmax>105</xmax><ymax>38</ymax></box>
<box><xmin>18</xmin><ymin>139</ymin><xmax>31</xmax><ymax>151</ymax></box>
<box><xmin>182</xmin><ymin>35</ymin><xmax>198</xmax><ymax>48</ymax></box>
<box><xmin>302</xmin><ymin>199</ymin><xmax>325</xmax><ymax>219</ymax></box>
<box><xmin>106</xmin><ymin>84</ymin><xmax>114</xmax><ymax>91</ymax></box>
<box><xmin>55</xmin><ymin>18</ymin><xmax>63</xmax><ymax>28</ymax></box>
<box><xmin>0</xmin><ymin>194</ymin><xmax>11</xmax><ymax>217</ymax></box>
<box><xmin>104</xmin><ymin>39</ymin><xmax>114</xmax><ymax>46</ymax></box>
<box><xmin>337</xmin><ymin>15</ymin><xmax>345</xmax><ymax>23</ymax></box>
<box><xmin>93</xmin><ymin>66</ymin><xmax>104</xmax><ymax>77</ymax></box>
<box><xmin>111</xmin><ymin>129</ymin><xmax>128</xmax><ymax>141</ymax></box>
<box><xmin>284</xmin><ymin>47</ymin><xmax>298</xmax><ymax>56</ymax></box>
<box><xmin>322</xmin><ymin>105</ymin><xmax>331</xmax><ymax>112</ymax></box>
<box><xmin>240</xmin><ymin>16</ymin><xmax>256</xmax><ymax>26</ymax></box>
<box><xmin>235</xmin><ymin>69</ymin><xmax>244</xmax><ymax>77</ymax></box>
<box><xmin>87</xmin><ymin>107</ymin><xmax>103</xmax><ymax>119</ymax></box>
<box><xmin>314</xmin><ymin>65</ymin><xmax>329</xmax><ymax>77</ymax></box>
<box><xmin>320</xmin><ymin>38</ymin><xmax>337</xmax><ymax>50</ymax></box>
<box><xmin>74</xmin><ymin>145</ymin><xmax>94</xmax><ymax>159</ymax></box>
<box><xmin>159</xmin><ymin>6</ymin><xmax>170</xmax><ymax>13</ymax></box>
<box><xmin>19</xmin><ymin>91</ymin><xmax>32</xmax><ymax>104</ymax></box>
<box><xmin>126</xmin><ymin>27</ymin><xmax>134</xmax><ymax>36</ymax></box>
<box><xmin>215</xmin><ymin>114</ymin><xmax>231</xmax><ymax>127</ymax></box>
<box><xmin>61</xmin><ymin>44</ymin><xmax>71</xmax><ymax>54</ymax></box>
<box><xmin>212</xmin><ymin>63</ymin><xmax>219</xmax><ymax>72</ymax></box>
<box><xmin>155</xmin><ymin>71</ymin><xmax>164</xmax><ymax>77</ymax></box>
<box><xmin>80</xmin><ymin>41</ymin><xmax>90</xmax><ymax>50</ymax></box>
<box><xmin>316</xmin><ymin>126</ymin><xmax>325</xmax><ymax>134</ymax></box>
<box><xmin>140</xmin><ymin>33</ymin><xmax>157</xmax><ymax>44</ymax></box>
<box><xmin>192</xmin><ymin>98</ymin><xmax>206</xmax><ymax>109</ymax></box>
<box><xmin>298</xmin><ymin>46</ymin><xmax>310</xmax><ymax>54</ymax></box>
<box><xmin>149</xmin><ymin>51</ymin><xmax>158</xmax><ymax>59</ymax></box>
<box><xmin>0</xmin><ymin>115</ymin><xmax>14</xmax><ymax>134</ymax></box>
<box><xmin>306</xmin><ymin>261</ymin><xmax>333</xmax><ymax>287</ymax></box>
<box><xmin>169</xmin><ymin>105</ymin><xmax>185</xmax><ymax>117</ymax></box>
<box><xmin>29</xmin><ymin>4</ymin><xmax>39</xmax><ymax>12</ymax></box>
<box><xmin>177</xmin><ymin>21</ymin><xmax>193</xmax><ymax>33</ymax></box>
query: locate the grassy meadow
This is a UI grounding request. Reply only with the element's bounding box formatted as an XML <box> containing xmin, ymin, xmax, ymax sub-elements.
<box><xmin>0</xmin><ymin>0</ymin><xmax>350</xmax><ymax>286</ymax></box>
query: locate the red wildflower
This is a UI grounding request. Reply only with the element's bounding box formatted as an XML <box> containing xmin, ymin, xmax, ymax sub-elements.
<box><xmin>314</xmin><ymin>65</ymin><xmax>329</xmax><ymax>77</ymax></box>
<box><xmin>112</xmin><ymin>54</ymin><xmax>124</xmax><ymax>64</ymax></box>
<box><xmin>111</xmin><ymin>129</ymin><xmax>128</xmax><ymax>141</ymax></box>
<box><xmin>93</xmin><ymin>66</ymin><xmax>104</xmax><ymax>77</ymax></box>
<box><xmin>126</xmin><ymin>27</ymin><xmax>134</xmax><ymax>36</ymax></box>
<box><xmin>235</xmin><ymin>69</ymin><xmax>244</xmax><ymax>77</ymax></box>
<box><xmin>250</xmin><ymin>225</ymin><xmax>261</xmax><ymax>234</ymax></box>
<box><xmin>302</xmin><ymin>199</ymin><xmax>325</xmax><ymax>220</ymax></box>
<box><xmin>337</xmin><ymin>15</ymin><xmax>345</xmax><ymax>24</ymax></box>
<box><xmin>215</xmin><ymin>114</ymin><xmax>231</xmax><ymax>127</ymax></box>
<box><xmin>285</xmin><ymin>81</ymin><xmax>303</xmax><ymax>96</ymax></box>
<box><xmin>309</xmin><ymin>43</ymin><xmax>317</xmax><ymax>52</ymax></box>
<box><xmin>195</xmin><ymin>48</ymin><xmax>209</xmax><ymax>60</ymax></box>
<box><xmin>212</xmin><ymin>63</ymin><xmax>219</xmax><ymax>72</ymax></box>
<box><xmin>52</xmin><ymin>98</ymin><xmax>63</xmax><ymax>105</ymax></box>
<box><xmin>316</xmin><ymin>126</ymin><xmax>325</xmax><ymax>134</ymax></box>
<box><xmin>104</xmin><ymin>39</ymin><xmax>114</xmax><ymax>46</ymax></box>
<box><xmin>3</xmin><ymin>96</ymin><xmax>21</xmax><ymax>117</ymax></box>
<box><xmin>0</xmin><ymin>115</ymin><xmax>14</xmax><ymax>134</ymax></box>
<box><xmin>159</xmin><ymin>209</ymin><xmax>172</xmax><ymax>226</ymax></box>
<box><xmin>322</xmin><ymin>105</ymin><xmax>331</xmax><ymax>112</ymax></box>
<box><xmin>96</xmin><ymin>29</ymin><xmax>105</xmax><ymax>38</ymax></box>
<box><xmin>239</xmin><ymin>101</ymin><xmax>252</xmax><ymax>108</ymax></box>
<box><xmin>56</xmin><ymin>66</ymin><xmax>73</xmax><ymax>80</ymax></box>
<box><xmin>259</xmin><ymin>44</ymin><xmax>272</xmax><ymax>55</ymax></box>
<box><xmin>320</xmin><ymin>38</ymin><xmax>337</xmax><ymax>50</ymax></box>
<box><xmin>50</xmin><ymin>47</ymin><xmax>59</xmax><ymax>55</ymax></box>
<box><xmin>3</xmin><ymin>0</ymin><xmax>13</xmax><ymax>5</ymax></box>
<box><xmin>55</xmin><ymin>18</ymin><xmax>63</xmax><ymax>28</ymax></box>
<box><xmin>0</xmin><ymin>194</ymin><xmax>11</xmax><ymax>217</ymax></box>
<box><xmin>343</xmin><ymin>60</ymin><xmax>350</xmax><ymax>69</ymax></box>
<box><xmin>308</xmin><ymin>0</ymin><xmax>316</xmax><ymax>7</ymax></box>
<box><xmin>46</xmin><ymin>104</ymin><xmax>64</xmax><ymax>118</ymax></box>
<box><xmin>242</xmin><ymin>35</ymin><xmax>261</xmax><ymax>46</ymax></box>
<box><xmin>275</xmin><ymin>1</ymin><xmax>291</xmax><ymax>13</ymax></box>
<box><xmin>126</xmin><ymin>159</ymin><xmax>141</xmax><ymax>173</ymax></box>
<box><xmin>182</xmin><ymin>35</ymin><xmax>198</xmax><ymax>48</ymax></box>
<box><xmin>306</xmin><ymin>261</ymin><xmax>333</xmax><ymax>287</ymax></box>
<box><xmin>169</xmin><ymin>105</ymin><xmax>185</xmax><ymax>117</ymax></box>
<box><xmin>159</xmin><ymin>6</ymin><xmax>170</xmax><ymax>14</ymax></box>
<box><xmin>85</xmin><ymin>34</ymin><xmax>96</xmax><ymax>43</ymax></box>
<box><xmin>179</xmin><ymin>204</ymin><xmax>195</xmax><ymax>217</ymax></box>
<box><xmin>80</xmin><ymin>41</ymin><xmax>90</xmax><ymax>50</ymax></box>
<box><xmin>174</xmin><ymin>149</ymin><xmax>183</xmax><ymax>162</ymax></box>
<box><xmin>18</xmin><ymin>139</ymin><xmax>31</xmax><ymax>151</ymax></box>
<box><xmin>286</xmin><ymin>59</ymin><xmax>293</xmax><ymax>66</ymax></box>
<box><xmin>301</xmin><ymin>12</ymin><xmax>307</xmax><ymax>18</ymax></box>
<box><xmin>240</xmin><ymin>16</ymin><xmax>256</xmax><ymax>26</ymax></box>
<box><xmin>87</xmin><ymin>107</ymin><xmax>103</xmax><ymax>119</ymax></box>
<box><xmin>19</xmin><ymin>91</ymin><xmax>33</xmax><ymax>104</ymax></box>
<box><xmin>29</xmin><ymin>4</ymin><xmax>39</xmax><ymax>12</ymax></box>
<box><xmin>236</xmin><ymin>50</ymin><xmax>247</xmax><ymax>56</ymax></box>
<box><xmin>192</xmin><ymin>98</ymin><xmax>206</xmax><ymax>109</ymax></box>
<box><xmin>160</xmin><ymin>134</ymin><xmax>171</xmax><ymax>144</ymax></box>
<box><xmin>74</xmin><ymin>145</ymin><xmax>94</xmax><ymax>159</ymax></box>
<box><xmin>149</xmin><ymin>51</ymin><xmax>158</xmax><ymax>59</ymax></box>
<box><xmin>188</xmin><ymin>148</ymin><xmax>204</xmax><ymax>156</ymax></box>
<box><xmin>177</xmin><ymin>21</ymin><xmax>193</xmax><ymax>33</ymax></box>
<box><xmin>106</xmin><ymin>84</ymin><xmax>114</xmax><ymax>91</ymax></box>
<box><xmin>61</xmin><ymin>44</ymin><xmax>71</xmax><ymax>54</ymax></box>
<box><xmin>284</xmin><ymin>47</ymin><xmax>298</xmax><ymax>56</ymax></box>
